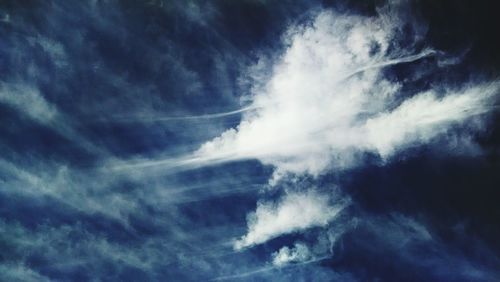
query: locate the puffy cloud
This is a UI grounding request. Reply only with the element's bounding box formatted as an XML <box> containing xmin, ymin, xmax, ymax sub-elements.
<box><xmin>194</xmin><ymin>11</ymin><xmax>499</xmax><ymax>177</ymax></box>
<box><xmin>234</xmin><ymin>190</ymin><xmax>347</xmax><ymax>250</ymax></box>
<box><xmin>272</xmin><ymin>243</ymin><xmax>312</xmax><ymax>267</ymax></box>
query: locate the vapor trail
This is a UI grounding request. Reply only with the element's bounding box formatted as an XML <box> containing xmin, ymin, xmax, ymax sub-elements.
<box><xmin>211</xmin><ymin>256</ymin><xmax>331</xmax><ymax>281</ymax></box>
<box><xmin>342</xmin><ymin>49</ymin><xmax>437</xmax><ymax>80</ymax></box>
<box><xmin>109</xmin><ymin>105</ymin><xmax>258</xmax><ymax>123</ymax></box>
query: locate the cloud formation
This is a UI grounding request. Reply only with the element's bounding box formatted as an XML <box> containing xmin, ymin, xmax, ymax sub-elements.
<box><xmin>195</xmin><ymin>11</ymin><xmax>498</xmax><ymax>177</ymax></box>
<box><xmin>364</xmin><ymin>84</ymin><xmax>497</xmax><ymax>156</ymax></box>
<box><xmin>234</xmin><ymin>190</ymin><xmax>346</xmax><ymax>250</ymax></box>
<box><xmin>1</xmin><ymin>1</ymin><xmax>499</xmax><ymax>280</ymax></box>
<box><xmin>0</xmin><ymin>83</ymin><xmax>58</xmax><ymax>123</ymax></box>
<box><xmin>192</xmin><ymin>8</ymin><xmax>500</xmax><ymax>255</ymax></box>
<box><xmin>271</xmin><ymin>243</ymin><xmax>312</xmax><ymax>266</ymax></box>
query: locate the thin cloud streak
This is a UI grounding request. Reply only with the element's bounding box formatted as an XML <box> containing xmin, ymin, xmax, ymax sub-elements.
<box><xmin>105</xmin><ymin>105</ymin><xmax>259</xmax><ymax>123</ymax></box>
<box><xmin>341</xmin><ymin>49</ymin><xmax>437</xmax><ymax>80</ymax></box>
<box><xmin>211</xmin><ymin>256</ymin><xmax>332</xmax><ymax>281</ymax></box>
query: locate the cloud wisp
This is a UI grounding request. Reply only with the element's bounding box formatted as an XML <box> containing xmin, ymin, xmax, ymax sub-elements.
<box><xmin>234</xmin><ymin>190</ymin><xmax>347</xmax><ymax>250</ymax></box>
<box><xmin>106</xmin><ymin>105</ymin><xmax>258</xmax><ymax>123</ymax></box>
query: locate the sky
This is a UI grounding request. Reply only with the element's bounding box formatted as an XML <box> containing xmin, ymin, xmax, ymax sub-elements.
<box><xmin>0</xmin><ymin>0</ymin><xmax>499</xmax><ymax>281</ymax></box>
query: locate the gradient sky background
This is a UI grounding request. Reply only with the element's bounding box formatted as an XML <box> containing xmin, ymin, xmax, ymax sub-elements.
<box><xmin>0</xmin><ymin>0</ymin><xmax>499</xmax><ymax>281</ymax></box>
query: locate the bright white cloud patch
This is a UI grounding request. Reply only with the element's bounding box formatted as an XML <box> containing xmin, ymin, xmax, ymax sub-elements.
<box><xmin>272</xmin><ymin>243</ymin><xmax>312</xmax><ymax>267</ymax></box>
<box><xmin>194</xmin><ymin>11</ymin><xmax>499</xmax><ymax>177</ymax></box>
<box><xmin>234</xmin><ymin>190</ymin><xmax>345</xmax><ymax>250</ymax></box>
<box><xmin>364</xmin><ymin>85</ymin><xmax>498</xmax><ymax>157</ymax></box>
<box><xmin>196</xmin><ymin>10</ymin><xmax>499</xmax><ymax>252</ymax></box>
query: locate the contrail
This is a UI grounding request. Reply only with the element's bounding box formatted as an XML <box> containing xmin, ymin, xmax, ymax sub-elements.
<box><xmin>106</xmin><ymin>155</ymin><xmax>204</xmax><ymax>171</ymax></box>
<box><xmin>106</xmin><ymin>51</ymin><xmax>436</xmax><ymax>124</ymax></box>
<box><xmin>342</xmin><ymin>49</ymin><xmax>437</xmax><ymax>80</ymax></box>
<box><xmin>108</xmin><ymin>105</ymin><xmax>258</xmax><ymax>123</ymax></box>
<box><xmin>105</xmin><ymin>151</ymin><xmax>243</xmax><ymax>173</ymax></box>
<box><xmin>210</xmin><ymin>256</ymin><xmax>331</xmax><ymax>281</ymax></box>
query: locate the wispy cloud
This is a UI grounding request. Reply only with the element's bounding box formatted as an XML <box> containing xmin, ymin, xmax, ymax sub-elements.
<box><xmin>234</xmin><ymin>190</ymin><xmax>347</xmax><ymax>250</ymax></box>
<box><xmin>1</xmin><ymin>1</ymin><xmax>499</xmax><ymax>280</ymax></box>
<box><xmin>0</xmin><ymin>263</ymin><xmax>50</xmax><ymax>282</ymax></box>
<box><xmin>0</xmin><ymin>83</ymin><xmax>58</xmax><ymax>123</ymax></box>
<box><xmin>364</xmin><ymin>83</ymin><xmax>498</xmax><ymax>157</ymax></box>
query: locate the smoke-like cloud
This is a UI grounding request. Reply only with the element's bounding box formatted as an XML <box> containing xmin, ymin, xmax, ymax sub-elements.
<box><xmin>271</xmin><ymin>243</ymin><xmax>312</xmax><ymax>266</ymax></box>
<box><xmin>195</xmin><ymin>11</ymin><xmax>498</xmax><ymax>178</ymax></box>
<box><xmin>234</xmin><ymin>190</ymin><xmax>347</xmax><ymax>250</ymax></box>
<box><xmin>194</xmin><ymin>9</ymin><xmax>499</xmax><ymax>252</ymax></box>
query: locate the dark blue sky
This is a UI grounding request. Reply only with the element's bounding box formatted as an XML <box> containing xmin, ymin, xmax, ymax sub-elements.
<box><xmin>0</xmin><ymin>1</ymin><xmax>499</xmax><ymax>281</ymax></box>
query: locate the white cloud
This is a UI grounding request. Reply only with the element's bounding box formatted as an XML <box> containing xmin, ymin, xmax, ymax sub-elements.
<box><xmin>193</xmin><ymin>11</ymin><xmax>499</xmax><ymax>177</ymax></box>
<box><xmin>271</xmin><ymin>243</ymin><xmax>312</xmax><ymax>267</ymax></box>
<box><xmin>0</xmin><ymin>83</ymin><xmax>58</xmax><ymax>122</ymax></box>
<box><xmin>234</xmin><ymin>190</ymin><xmax>346</xmax><ymax>250</ymax></box>
<box><xmin>364</xmin><ymin>85</ymin><xmax>498</xmax><ymax>157</ymax></box>
<box><xmin>192</xmin><ymin>8</ymin><xmax>499</xmax><ymax>253</ymax></box>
